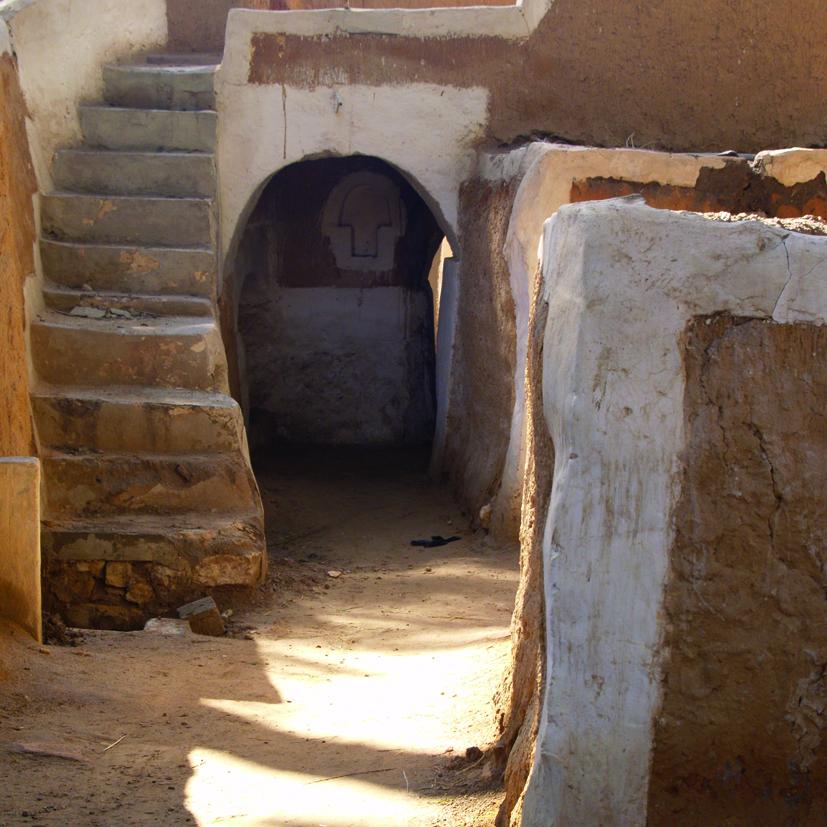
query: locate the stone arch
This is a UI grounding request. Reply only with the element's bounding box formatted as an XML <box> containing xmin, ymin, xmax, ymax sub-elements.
<box><xmin>224</xmin><ymin>154</ymin><xmax>450</xmax><ymax>453</ymax></box>
<box><xmin>221</xmin><ymin>152</ymin><xmax>461</xmax><ymax>285</ymax></box>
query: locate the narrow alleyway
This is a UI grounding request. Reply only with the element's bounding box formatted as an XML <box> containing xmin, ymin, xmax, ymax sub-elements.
<box><xmin>0</xmin><ymin>448</ymin><xmax>518</xmax><ymax>826</ymax></box>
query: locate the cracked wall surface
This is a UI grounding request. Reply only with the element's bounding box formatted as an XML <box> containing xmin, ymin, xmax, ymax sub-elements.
<box><xmin>648</xmin><ymin>315</ymin><xmax>827</xmax><ymax>825</ymax></box>
<box><xmin>520</xmin><ymin>198</ymin><xmax>827</xmax><ymax>826</ymax></box>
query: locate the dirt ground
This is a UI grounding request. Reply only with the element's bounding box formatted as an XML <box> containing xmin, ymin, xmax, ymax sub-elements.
<box><xmin>0</xmin><ymin>446</ymin><xmax>519</xmax><ymax>826</ymax></box>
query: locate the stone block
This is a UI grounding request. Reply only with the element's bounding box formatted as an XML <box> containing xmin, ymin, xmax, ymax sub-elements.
<box><xmin>177</xmin><ymin>595</ymin><xmax>224</xmax><ymax>636</ymax></box>
<box><xmin>193</xmin><ymin>552</ymin><xmax>262</xmax><ymax>587</ymax></box>
<box><xmin>105</xmin><ymin>561</ymin><xmax>131</xmax><ymax>588</ymax></box>
<box><xmin>125</xmin><ymin>577</ymin><xmax>155</xmax><ymax>605</ymax></box>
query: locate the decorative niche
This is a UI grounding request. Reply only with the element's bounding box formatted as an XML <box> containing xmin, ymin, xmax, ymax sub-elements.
<box><xmin>322</xmin><ymin>172</ymin><xmax>407</xmax><ymax>271</ymax></box>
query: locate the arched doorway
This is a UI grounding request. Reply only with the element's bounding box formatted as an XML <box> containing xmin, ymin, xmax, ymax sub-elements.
<box><xmin>232</xmin><ymin>156</ymin><xmax>447</xmax><ymax>452</ymax></box>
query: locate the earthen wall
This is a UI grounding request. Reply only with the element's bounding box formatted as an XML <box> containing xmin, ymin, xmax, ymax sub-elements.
<box><xmin>440</xmin><ymin>177</ymin><xmax>517</xmax><ymax>516</ymax></box>
<box><xmin>0</xmin><ymin>52</ymin><xmax>36</xmax><ymax>457</ymax></box>
<box><xmin>179</xmin><ymin>1</ymin><xmax>827</xmax><ymax>154</ymax></box>
<box><xmin>649</xmin><ymin>315</ymin><xmax>827</xmax><ymax>825</ymax></box>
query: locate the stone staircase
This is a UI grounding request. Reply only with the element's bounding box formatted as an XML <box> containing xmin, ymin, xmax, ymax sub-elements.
<box><xmin>32</xmin><ymin>55</ymin><xmax>266</xmax><ymax>630</ymax></box>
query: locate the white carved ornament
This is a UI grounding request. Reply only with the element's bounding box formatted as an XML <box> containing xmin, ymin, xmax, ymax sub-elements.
<box><xmin>322</xmin><ymin>172</ymin><xmax>406</xmax><ymax>271</ymax></box>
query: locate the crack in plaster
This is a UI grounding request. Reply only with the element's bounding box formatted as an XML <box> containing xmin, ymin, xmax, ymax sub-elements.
<box><xmin>772</xmin><ymin>234</ymin><xmax>793</xmax><ymax>320</ymax></box>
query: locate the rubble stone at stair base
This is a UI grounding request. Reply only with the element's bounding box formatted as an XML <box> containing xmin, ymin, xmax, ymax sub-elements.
<box><xmin>45</xmin><ymin>546</ymin><xmax>264</xmax><ymax>630</ymax></box>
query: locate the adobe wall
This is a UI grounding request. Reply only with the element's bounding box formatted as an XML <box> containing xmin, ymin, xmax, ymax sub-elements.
<box><xmin>166</xmin><ymin>0</ymin><xmax>513</xmax><ymax>51</ymax></box>
<box><xmin>519</xmin><ymin>198</ymin><xmax>827</xmax><ymax>826</ymax></box>
<box><xmin>491</xmin><ymin>261</ymin><xmax>549</xmax><ymax>827</ymax></box>
<box><xmin>648</xmin><ymin>315</ymin><xmax>827</xmax><ymax>824</ymax></box>
<box><xmin>439</xmin><ymin>175</ymin><xmax>517</xmax><ymax>518</ymax></box>
<box><xmin>0</xmin><ymin>46</ymin><xmax>36</xmax><ymax>458</ymax></box>
<box><xmin>202</xmin><ymin>0</ymin><xmax>827</xmax><ymax>154</ymax></box>
<box><xmin>0</xmin><ymin>32</ymin><xmax>40</xmax><ymax>641</ymax></box>
<box><xmin>488</xmin><ymin>144</ymin><xmax>827</xmax><ymax>539</ymax></box>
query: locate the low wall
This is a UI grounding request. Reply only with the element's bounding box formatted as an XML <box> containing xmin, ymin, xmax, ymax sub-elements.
<box><xmin>166</xmin><ymin>0</ymin><xmax>516</xmax><ymax>52</ymax></box>
<box><xmin>519</xmin><ymin>198</ymin><xmax>827</xmax><ymax>825</ymax></box>
<box><xmin>480</xmin><ymin>145</ymin><xmax>735</xmax><ymax>538</ymax></box>
<box><xmin>0</xmin><ymin>458</ymin><xmax>41</xmax><ymax>642</ymax></box>
<box><xmin>493</xmin><ymin>144</ymin><xmax>827</xmax><ymax>538</ymax></box>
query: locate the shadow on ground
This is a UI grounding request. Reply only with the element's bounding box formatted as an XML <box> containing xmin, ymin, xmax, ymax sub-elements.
<box><xmin>0</xmin><ymin>447</ymin><xmax>518</xmax><ymax>826</ymax></box>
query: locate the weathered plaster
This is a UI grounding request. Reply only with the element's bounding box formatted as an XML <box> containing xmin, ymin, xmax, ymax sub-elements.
<box><xmin>1</xmin><ymin>0</ymin><xmax>167</xmax><ymax>189</ymax></box>
<box><xmin>241</xmin><ymin>287</ymin><xmax>435</xmax><ymax>445</ymax></box>
<box><xmin>0</xmin><ymin>457</ymin><xmax>41</xmax><ymax>641</ymax></box>
<box><xmin>491</xmin><ymin>145</ymin><xmax>731</xmax><ymax>536</ymax></box>
<box><xmin>520</xmin><ymin>198</ymin><xmax>827</xmax><ymax>825</ymax></box>
<box><xmin>753</xmin><ymin>147</ymin><xmax>827</xmax><ymax>188</ymax></box>
<box><xmin>441</xmin><ymin>175</ymin><xmax>517</xmax><ymax>524</ymax></box>
<box><xmin>0</xmin><ymin>42</ymin><xmax>36</xmax><ymax>458</ymax></box>
<box><xmin>222</xmin><ymin>0</ymin><xmax>547</xmax><ymax>49</ymax></box>
<box><xmin>167</xmin><ymin>0</ymin><xmax>521</xmax><ymax>53</ymax></box>
<box><xmin>214</xmin><ymin>1</ymin><xmax>827</xmax><ymax>155</ymax></box>
<box><xmin>216</xmin><ymin>79</ymin><xmax>484</xmax><ymax>267</ymax></box>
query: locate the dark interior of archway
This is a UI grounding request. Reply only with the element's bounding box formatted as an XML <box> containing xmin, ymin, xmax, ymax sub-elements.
<box><xmin>236</xmin><ymin>157</ymin><xmax>444</xmax><ymax>467</ymax></box>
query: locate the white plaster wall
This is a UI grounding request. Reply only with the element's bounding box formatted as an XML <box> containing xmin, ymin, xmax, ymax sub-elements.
<box><xmin>216</xmin><ymin>78</ymin><xmax>487</xmax><ymax>268</ymax></box>
<box><xmin>216</xmin><ymin>61</ymin><xmax>487</xmax><ymax>462</ymax></box>
<box><xmin>489</xmin><ymin>144</ymin><xmax>731</xmax><ymax>533</ymax></box>
<box><xmin>1</xmin><ymin>0</ymin><xmax>167</xmax><ymax>189</ymax></box>
<box><xmin>430</xmin><ymin>257</ymin><xmax>459</xmax><ymax>472</ymax></box>
<box><xmin>242</xmin><ymin>286</ymin><xmax>434</xmax><ymax>445</ymax></box>
<box><xmin>753</xmin><ymin>147</ymin><xmax>827</xmax><ymax>187</ymax></box>
<box><xmin>519</xmin><ymin>197</ymin><xmax>827</xmax><ymax>825</ymax></box>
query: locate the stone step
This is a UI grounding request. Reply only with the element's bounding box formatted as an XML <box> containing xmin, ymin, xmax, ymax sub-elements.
<box><xmin>43</xmin><ymin>512</ymin><xmax>261</xmax><ymax>565</ymax></box>
<box><xmin>32</xmin><ymin>385</ymin><xmax>246</xmax><ymax>454</ymax></box>
<box><xmin>40</xmin><ymin>239</ymin><xmax>215</xmax><ymax>297</ymax></box>
<box><xmin>53</xmin><ymin>149</ymin><xmax>215</xmax><ymax>198</ymax></box>
<box><xmin>42</xmin><ymin>284</ymin><xmax>213</xmax><ymax>317</ymax></box>
<box><xmin>42</xmin><ymin>451</ymin><xmax>261</xmax><ymax>520</ymax></box>
<box><xmin>31</xmin><ymin>311</ymin><xmax>228</xmax><ymax>392</ymax></box>
<box><xmin>41</xmin><ymin>193</ymin><xmax>213</xmax><ymax>246</ymax></box>
<box><xmin>79</xmin><ymin>106</ymin><xmax>217</xmax><ymax>152</ymax></box>
<box><xmin>103</xmin><ymin>63</ymin><xmax>216</xmax><ymax>110</ymax></box>
<box><xmin>43</xmin><ymin>513</ymin><xmax>263</xmax><ymax>574</ymax></box>
<box><xmin>42</xmin><ymin>513</ymin><xmax>264</xmax><ymax>630</ymax></box>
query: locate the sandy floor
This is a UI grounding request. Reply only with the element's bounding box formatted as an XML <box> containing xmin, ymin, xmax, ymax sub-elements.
<box><xmin>0</xmin><ymin>447</ymin><xmax>519</xmax><ymax>826</ymax></box>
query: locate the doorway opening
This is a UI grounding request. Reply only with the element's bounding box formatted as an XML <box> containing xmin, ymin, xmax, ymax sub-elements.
<box><xmin>234</xmin><ymin>156</ymin><xmax>448</xmax><ymax>458</ymax></box>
